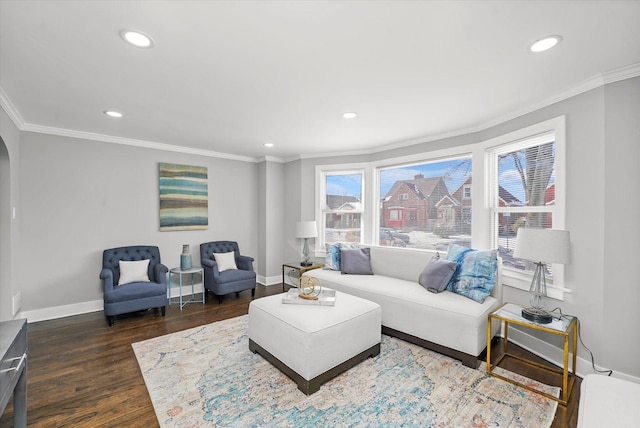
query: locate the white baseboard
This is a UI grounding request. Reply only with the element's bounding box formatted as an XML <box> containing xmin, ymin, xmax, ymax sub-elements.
<box><xmin>505</xmin><ymin>327</ymin><xmax>640</xmax><ymax>384</ymax></box>
<box><xmin>17</xmin><ymin>299</ymin><xmax>103</xmax><ymax>323</ymax></box>
<box><xmin>258</xmin><ymin>274</ymin><xmax>283</xmax><ymax>286</ymax></box>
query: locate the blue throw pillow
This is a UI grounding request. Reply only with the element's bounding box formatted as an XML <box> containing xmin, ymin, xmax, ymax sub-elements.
<box><xmin>324</xmin><ymin>242</ymin><xmax>360</xmax><ymax>271</ymax></box>
<box><xmin>446</xmin><ymin>244</ymin><xmax>497</xmax><ymax>303</ymax></box>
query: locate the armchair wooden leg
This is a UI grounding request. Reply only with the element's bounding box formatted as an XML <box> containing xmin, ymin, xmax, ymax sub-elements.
<box><xmin>161</xmin><ymin>306</ymin><xmax>166</xmax><ymax>316</ymax></box>
<box><xmin>251</xmin><ymin>289</ymin><xmax>255</xmax><ymax>299</ymax></box>
<box><xmin>107</xmin><ymin>316</ymin><xmax>114</xmax><ymax>327</ymax></box>
<box><xmin>235</xmin><ymin>292</ymin><xmax>240</xmax><ymax>297</ymax></box>
<box><xmin>217</xmin><ymin>295</ymin><xmax>223</xmax><ymax>304</ymax></box>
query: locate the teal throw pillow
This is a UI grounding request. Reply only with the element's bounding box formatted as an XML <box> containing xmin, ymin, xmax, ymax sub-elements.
<box><xmin>324</xmin><ymin>242</ymin><xmax>360</xmax><ymax>271</ymax></box>
<box><xmin>446</xmin><ymin>244</ymin><xmax>497</xmax><ymax>303</ymax></box>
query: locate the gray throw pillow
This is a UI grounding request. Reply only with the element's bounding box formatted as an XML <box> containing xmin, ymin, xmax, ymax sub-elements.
<box><xmin>418</xmin><ymin>253</ymin><xmax>457</xmax><ymax>293</ymax></box>
<box><xmin>340</xmin><ymin>247</ymin><xmax>374</xmax><ymax>275</ymax></box>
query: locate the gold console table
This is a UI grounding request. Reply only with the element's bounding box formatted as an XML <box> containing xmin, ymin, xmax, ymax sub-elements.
<box><xmin>486</xmin><ymin>302</ymin><xmax>577</xmax><ymax>406</ymax></box>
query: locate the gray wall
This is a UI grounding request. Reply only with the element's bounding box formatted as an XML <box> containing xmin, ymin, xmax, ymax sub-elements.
<box><xmin>0</xmin><ymin>107</ymin><xmax>21</xmax><ymax>321</ymax></box>
<box><xmin>257</xmin><ymin>159</ymin><xmax>285</xmax><ymax>281</ymax></box>
<box><xmin>288</xmin><ymin>77</ymin><xmax>640</xmax><ymax>378</ymax></box>
<box><xmin>18</xmin><ymin>132</ymin><xmax>258</xmax><ymax>312</ymax></box>
<box><xmin>603</xmin><ymin>77</ymin><xmax>640</xmax><ymax>376</ymax></box>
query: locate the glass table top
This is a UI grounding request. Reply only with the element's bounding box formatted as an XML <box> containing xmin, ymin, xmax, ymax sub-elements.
<box><xmin>492</xmin><ymin>303</ymin><xmax>575</xmax><ymax>333</ymax></box>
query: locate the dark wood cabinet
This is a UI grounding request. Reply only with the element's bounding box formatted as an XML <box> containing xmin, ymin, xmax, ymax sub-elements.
<box><xmin>0</xmin><ymin>318</ymin><xmax>27</xmax><ymax>427</ymax></box>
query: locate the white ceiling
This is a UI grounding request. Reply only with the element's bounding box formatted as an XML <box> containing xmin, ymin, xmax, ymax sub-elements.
<box><xmin>1</xmin><ymin>0</ymin><xmax>639</xmax><ymax>161</ymax></box>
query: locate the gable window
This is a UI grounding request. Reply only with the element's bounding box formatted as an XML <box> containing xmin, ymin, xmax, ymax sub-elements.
<box><xmin>486</xmin><ymin>120</ymin><xmax>566</xmax><ymax>298</ymax></box>
<box><xmin>463</xmin><ymin>185</ymin><xmax>471</xmax><ymax>199</ymax></box>
<box><xmin>378</xmin><ymin>157</ymin><xmax>472</xmax><ymax>249</ymax></box>
<box><xmin>317</xmin><ymin>169</ymin><xmax>364</xmax><ymax>246</ymax></box>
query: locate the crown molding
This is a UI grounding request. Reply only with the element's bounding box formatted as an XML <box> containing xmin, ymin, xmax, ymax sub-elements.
<box><xmin>306</xmin><ymin>62</ymin><xmax>640</xmax><ymax>160</ymax></box>
<box><xmin>256</xmin><ymin>155</ymin><xmax>286</xmax><ymax>163</ymax></box>
<box><xmin>20</xmin><ymin>123</ymin><xmax>258</xmax><ymax>163</ymax></box>
<box><xmin>0</xmin><ymin>86</ymin><xmax>26</xmax><ymax>129</ymax></box>
<box><xmin>2</xmin><ymin>63</ymin><xmax>639</xmax><ymax>163</ymax></box>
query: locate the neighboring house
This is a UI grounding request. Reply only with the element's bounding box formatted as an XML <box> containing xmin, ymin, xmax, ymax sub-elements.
<box><xmin>380</xmin><ymin>174</ymin><xmax>451</xmax><ymax>231</ymax></box>
<box><xmin>326</xmin><ymin>195</ymin><xmax>361</xmax><ymax>229</ymax></box>
<box><xmin>326</xmin><ymin>194</ymin><xmax>360</xmax><ymax>210</ymax></box>
<box><xmin>545</xmin><ymin>184</ymin><xmax>555</xmax><ymax>227</ymax></box>
<box><xmin>445</xmin><ymin>177</ymin><xmax>522</xmax><ymax>235</ymax></box>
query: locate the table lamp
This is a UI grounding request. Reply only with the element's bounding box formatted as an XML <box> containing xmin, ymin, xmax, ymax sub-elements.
<box><xmin>513</xmin><ymin>227</ymin><xmax>570</xmax><ymax>324</ymax></box>
<box><xmin>296</xmin><ymin>221</ymin><xmax>318</xmax><ymax>267</ymax></box>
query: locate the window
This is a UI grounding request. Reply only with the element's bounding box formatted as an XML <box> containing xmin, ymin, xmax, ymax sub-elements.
<box><xmin>487</xmin><ymin>126</ymin><xmax>565</xmax><ymax>296</ymax></box>
<box><xmin>378</xmin><ymin>157</ymin><xmax>472</xmax><ymax>250</ymax></box>
<box><xmin>314</xmin><ymin>116</ymin><xmax>566</xmax><ymax>298</ymax></box>
<box><xmin>318</xmin><ymin>170</ymin><xmax>364</xmax><ymax>246</ymax></box>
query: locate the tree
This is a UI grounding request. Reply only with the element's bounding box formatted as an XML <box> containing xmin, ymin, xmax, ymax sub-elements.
<box><xmin>508</xmin><ymin>142</ymin><xmax>554</xmax><ymax>228</ymax></box>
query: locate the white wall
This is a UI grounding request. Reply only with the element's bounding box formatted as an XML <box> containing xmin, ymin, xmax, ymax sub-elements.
<box><xmin>18</xmin><ymin>132</ymin><xmax>258</xmax><ymax>313</ymax></box>
<box><xmin>289</xmin><ymin>78</ymin><xmax>640</xmax><ymax>379</ymax></box>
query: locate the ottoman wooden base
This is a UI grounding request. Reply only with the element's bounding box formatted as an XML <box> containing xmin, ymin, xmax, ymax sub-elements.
<box><xmin>249</xmin><ymin>339</ymin><xmax>380</xmax><ymax>395</ymax></box>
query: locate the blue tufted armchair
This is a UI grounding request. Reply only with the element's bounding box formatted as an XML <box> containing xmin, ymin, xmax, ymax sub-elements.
<box><xmin>200</xmin><ymin>241</ymin><xmax>256</xmax><ymax>303</ymax></box>
<box><xmin>100</xmin><ymin>245</ymin><xmax>168</xmax><ymax>326</ymax></box>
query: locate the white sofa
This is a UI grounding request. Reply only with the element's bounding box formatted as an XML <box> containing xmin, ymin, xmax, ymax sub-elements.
<box><xmin>303</xmin><ymin>246</ymin><xmax>502</xmax><ymax>367</ymax></box>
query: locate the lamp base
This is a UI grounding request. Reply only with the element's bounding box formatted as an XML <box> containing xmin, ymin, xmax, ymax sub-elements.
<box><xmin>521</xmin><ymin>307</ymin><xmax>553</xmax><ymax>324</ymax></box>
<box><xmin>300</xmin><ymin>261</ymin><xmax>313</xmax><ymax>267</ymax></box>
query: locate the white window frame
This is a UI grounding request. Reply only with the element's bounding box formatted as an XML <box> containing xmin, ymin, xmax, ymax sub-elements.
<box><xmin>484</xmin><ymin>116</ymin><xmax>567</xmax><ymax>300</ymax></box>
<box><xmin>315</xmin><ymin>163</ymin><xmax>369</xmax><ymax>254</ymax></box>
<box><xmin>312</xmin><ymin>116</ymin><xmax>567</xmax><ymax>300</ymax></box>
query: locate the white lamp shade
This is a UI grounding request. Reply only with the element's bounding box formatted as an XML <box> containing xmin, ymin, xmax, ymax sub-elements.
<box><xmin>513</xmin><ymin>228</ymin><xmax>570</xmax><ymax>264</ymax></box>
<box><xmin>296</xmin><ymin>221</ymin><xmax>318</xmax><ymax>239</ymax></box>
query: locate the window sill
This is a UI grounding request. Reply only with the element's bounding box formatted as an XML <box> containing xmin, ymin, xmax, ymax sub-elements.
<box><xmin>502</xmin><ymin>269</ymin><xmax>568</xmax><ymax>301</ymax></box>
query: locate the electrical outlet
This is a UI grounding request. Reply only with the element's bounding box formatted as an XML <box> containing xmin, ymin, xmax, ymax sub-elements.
<box><xmin>12</xmin><ymin>291</ymin><xmax>21</xmax><ymax>316</ymax></box>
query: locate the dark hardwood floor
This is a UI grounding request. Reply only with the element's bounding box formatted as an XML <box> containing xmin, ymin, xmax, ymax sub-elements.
<box><xmin>1</xmin><ymin>284</ymin><xmax>580</xmax><ymax>427</ymax></box>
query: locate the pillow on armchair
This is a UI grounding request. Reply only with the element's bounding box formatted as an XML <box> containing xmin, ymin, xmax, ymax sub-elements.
<box><xmin>118</xmin><ymin>259</ymin><xmax>150</xmax><ymax>285</ymax></box>
<box><xmin>214</xmin><ymin>251</ymin><xmax>238</xmax><ymax>272</ymax></box>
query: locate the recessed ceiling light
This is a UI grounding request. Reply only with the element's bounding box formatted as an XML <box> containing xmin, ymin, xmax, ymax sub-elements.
<box><xmin>342</xmin><ymin>112</ymin><xmax>357</xmax><ymax>119</ymax></box>
<box><xmin>120</xmin><ymin>30</ymin><xmax>154</xmax><ymax>48</ymax></box>
<box><xmin>264</xmin><ymin>143</ymin><xmax>274</xmax><ymax>148</ymax></box>
<box><xmin>104</xmin><ymin>110</ymin><xmax>123</xmax><ymax>118</ymax></box>
<box><xmin>530</xmin><ymin>35</ymin><xmax>562</xmax><ymax>53</ymax></box>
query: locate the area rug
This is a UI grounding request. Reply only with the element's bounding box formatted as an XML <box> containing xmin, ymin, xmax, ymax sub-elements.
<box><xmin>132</xmin><ymin>315</ymin><xmax>558</xmax><ymax>427</ymax></box>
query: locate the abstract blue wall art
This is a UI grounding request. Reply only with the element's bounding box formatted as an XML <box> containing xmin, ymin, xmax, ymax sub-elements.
<box><xmin>159</xmin><ymin>163</ymin><xmax>208</xmax><ymax>231</ymax></box>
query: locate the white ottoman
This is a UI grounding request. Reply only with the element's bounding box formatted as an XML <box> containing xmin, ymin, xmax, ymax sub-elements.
<box><xmin>248</xmin><ymin>290</ymin><xmax>381</xmax><ymax>395</ymax></box>
<box><xmin>577</xmin><ymin>374</ymin><xmax>640</xmax><ymax>428</ymax></box>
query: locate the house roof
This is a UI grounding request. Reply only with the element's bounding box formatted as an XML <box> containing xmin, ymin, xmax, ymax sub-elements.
<box><xmin>498</xmin><ymin>186</ymin><xmax>522</xmax><ymax>206</ymax></box>
<box><xmin>326</xmin><ymin>194</ymin><xmax>360</xmax><ymax>210</ymax></box>
<box><xmin>384</xmin><ymin>176</ymin><xmax>445</xmax><ymax>200</ymax></box>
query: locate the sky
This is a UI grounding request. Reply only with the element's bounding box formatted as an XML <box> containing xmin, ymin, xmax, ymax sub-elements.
<box><xmin>326</xmin><ymin>144</ymin><xmax>555</xmax><ymax>203</ymax></box>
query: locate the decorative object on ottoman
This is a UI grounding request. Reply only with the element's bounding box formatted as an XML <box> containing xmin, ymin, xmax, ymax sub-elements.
<box><xmin>282</xmin><ymin>287</ymin><xmax>336</xmax><ymax>306</ymax></box>
<box><xmin>297</xmin><ymin>276</ymin><xmax>321</xmax><ymax>300</ymax></box>
<box><xmin>180</xmin><ymin>244</ymin><xmax>192</xmax><ymax>270</ymax></box>
<box><xmin>248</xmin><ymin>291</ymin><xmax>381</xmax><ymax>394</ymax></box>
